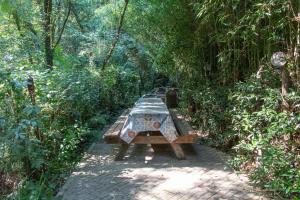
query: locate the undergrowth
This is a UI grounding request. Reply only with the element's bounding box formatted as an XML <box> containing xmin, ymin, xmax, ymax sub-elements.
<box><xmin>0</xmin><ymin>63</ymin><xmax>140</xmax><ymax>199</ymax></box>
<box><xmin>182</xmin><ymin>66</ymin><xmax>300</xmax><ymax>199</ymax></box>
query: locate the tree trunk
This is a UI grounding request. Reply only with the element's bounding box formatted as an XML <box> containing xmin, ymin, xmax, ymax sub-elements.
<box><xmin>71</xmin><ymin>2</ymin><xmax>85</xmax><ymax>32</ymax></box>
<box><xmin>12</xmin><ymin>10</ymin><xmax>34</xmax><ymax>64</ymax></box>
<box><xmin>44</xmin><ymin>0</ymin><xmax>53</xmax><ymax>69</ymax></box>
<box><xmin>102</xmin><ymin>0</ymin><xmax>129</xmax><ymax>70</ymax></box>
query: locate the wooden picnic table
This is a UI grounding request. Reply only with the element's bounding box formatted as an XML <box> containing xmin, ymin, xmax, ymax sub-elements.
<box><xmin>103</xmin><ymin>97</ymin><xmax>198</xmax><ymax>160</ymax></box>
<box><xmin>120</xmin><ymin>98</ymin><xmax>178</xmax><ymax>144</ymax></box>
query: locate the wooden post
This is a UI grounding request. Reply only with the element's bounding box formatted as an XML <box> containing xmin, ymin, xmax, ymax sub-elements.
<box><xmin>281</xmin><ymin>67</ymin><xmax>289</xmax><ymax>96</ymax></box>
<box><xmin>27</xmin><ymin>76</ymin><xmax>36</xmax><ymax>105</ymax></box>
<box><xmin>281</xmin><ymin>67</ymin><xmax>290</xmax><ymax>110</ymax></box>
<box><xmin>271</xmin><ymin>52</ymin><xmax>289</xmax><ymax>110</ymax></box>
<box><xmin>27</xmin><ymin>76</ymin><xmax>44</xmax><ymax>142</ymax></box>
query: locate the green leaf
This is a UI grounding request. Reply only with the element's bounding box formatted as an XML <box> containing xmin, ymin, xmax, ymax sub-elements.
<box><xmin>1</xmin><ymin>0</ymin><xmax>11</xmax><ymax>13</ymax></box>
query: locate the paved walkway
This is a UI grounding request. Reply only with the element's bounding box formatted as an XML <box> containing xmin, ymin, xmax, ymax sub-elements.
<box><xmin>57</xmin><ymin>143</ymin><xmax>268</xmax><ymax>200</ymax></box>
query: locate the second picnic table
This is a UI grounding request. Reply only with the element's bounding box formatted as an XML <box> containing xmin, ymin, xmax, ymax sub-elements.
<box><xmin>103</xmin><ymin>97</ymin><xmax>198</xmax><ymax>160</ymax></box>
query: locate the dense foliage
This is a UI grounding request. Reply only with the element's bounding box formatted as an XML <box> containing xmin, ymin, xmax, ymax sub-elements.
<box><xmin>228</xmin><ymin>69</ymin><xmax>300</xmax><ymax>196</ymax></box>
<box><xmin>0</xmin><ymin>0</ymin><xmax>299</xmax><ymax>199</ymax></box>
<box><xmin>0</xmin><ymin>0</ymin><xmax>157</xmax><ymax>199</ymax></box>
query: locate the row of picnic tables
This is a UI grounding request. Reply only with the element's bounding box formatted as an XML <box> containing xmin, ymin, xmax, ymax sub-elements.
<box><xmin>104</xmin><ymin>97</ymin><xmax>198</xmax><ymax>160</ymax></box>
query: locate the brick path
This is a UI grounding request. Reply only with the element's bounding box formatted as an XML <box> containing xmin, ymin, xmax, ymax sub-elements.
<box><xmin>57</xmin><ymin>143</ymin><xmax>268</xmax><ymax>200</ymax></box>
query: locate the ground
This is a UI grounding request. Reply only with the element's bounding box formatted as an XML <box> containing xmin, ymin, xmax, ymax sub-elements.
<box><xmin>57</xmin><ymin>141</ymin><xmax>268</xmax><ymax>200</ymax></box>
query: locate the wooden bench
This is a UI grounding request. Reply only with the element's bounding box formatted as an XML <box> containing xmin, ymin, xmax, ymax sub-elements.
<box><xmin>103</xmin><ymin>109</ymin><xmax>130</xmax><ymax>144</ymax></box>
<box><xmin>103</xmin><ymin>108</ymin><xmax>198</xmax><ymax>160</ymax></box>
<box><xmin>169</xmin><ymin>109</ymin><xmax>198</xmax><ymax>142</ymax></box>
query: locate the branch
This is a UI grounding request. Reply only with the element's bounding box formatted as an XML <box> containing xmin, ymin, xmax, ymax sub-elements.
<box><xmin>12</xmin><ymin>10</ymin><xmax>22</xmax><ymax>32</ymax></box>
<box><xmin>24</xmin><ymin>21</ymin><xmax>38</xmax><ymax>36</ymax></box>
<box><xmin>53</xmin><ymin>0</ymin><xmax>71</xmax><ymax>49</ymax></box>
<box><xmin>70</xmin><ymin>2</ymin><xmax>85</xmax><ymax>32</ymax></box>
<box><xmin>102</xmin><ymin>0</ymin><xmax>129</xmax><ymax>70</ymax></box>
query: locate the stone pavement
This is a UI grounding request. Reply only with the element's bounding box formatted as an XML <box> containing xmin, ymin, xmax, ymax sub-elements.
<box><xmin>57</xmin><ymin>143</ymin><xmax>268</xmax><ymax>200</ymax></box>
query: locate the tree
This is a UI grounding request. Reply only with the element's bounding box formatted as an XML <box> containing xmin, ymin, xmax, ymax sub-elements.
<box><xmin>43</xmin><ymin>0</ymin><xmax>71</xmax><ymax>69</ymax></box>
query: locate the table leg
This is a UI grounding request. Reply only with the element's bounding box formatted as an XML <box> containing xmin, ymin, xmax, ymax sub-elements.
<box><xmin>170</xmin><ymin>143</ymin><xmax>186</xmax><ymax>160</ymax></box>
<box><xmin>115</xmin><ymin>142</ymin><xmax>129</xmax><ymax>161</ymax></box>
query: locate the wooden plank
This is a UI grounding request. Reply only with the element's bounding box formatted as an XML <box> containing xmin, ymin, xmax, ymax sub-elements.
<box><xmin>130</xmin><ymin>135</ymin><xmax>197</xmax><ymax>144</ymax></box>
<box><xmin>169</xmin><ymin>109</ymin><xmax>197</xmax><ymax>136</ymax></box>
<box><xmin>132</xmin><ymin>136</ymin><xmax>167</xmax><ymax>144</ymax></box>
<box><xmin>174</xmin><ymin>135</ymin><xmax>197</xmax><ymax>143</ymax></box>
<box><xmin>170</xmin><ymin>143</ymin><xmax>186</xmax><ymax>160</ymax></box>
<box><xmin>104</xmin><ymin>135</ymin><xmax>120</xmax><ymax>144</ymax></box>
<box><xmin>103</xmin><ymin>109</ymin><xmax>130</xmax><ymax>143</ymax></box>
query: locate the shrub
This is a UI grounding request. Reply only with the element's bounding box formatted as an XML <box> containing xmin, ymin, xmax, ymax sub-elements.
<box><xmin>182</xmin><ymin>67</ymin><xmax>300</xmax><ymax>198</ymax></box>
<box><xmin>0</xmin><ymin>62</ymin><xmax>144</xmax><ymax>198</ymax></box>
<box><xmin>228</xmin><ymin>71</ymin><xmax>300</xmax><ymax>197</ymax></box>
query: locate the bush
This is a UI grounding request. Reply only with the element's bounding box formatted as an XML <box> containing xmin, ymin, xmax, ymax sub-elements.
<box><xmin>180</xmin><ymin>85</ymin><xmax>231</xmax><ymax>148</ymax></box>
<box><xmin>182</xmin><ymin>67</ymin><xmax>300</xmax><ymax>198</ymax></box>
<box><xmin>0</xmin><ymin>61</ymin><xmax>144</xmax><ymax>198</ymax></box>
<box><xmin>228</xmin><ymin>71</ymin><xmax>300</xmax><ymax>197</ymax></box>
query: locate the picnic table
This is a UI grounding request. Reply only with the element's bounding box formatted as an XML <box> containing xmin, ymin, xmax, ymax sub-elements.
<box><xmin>103</xmin><ymin>97</ymin><xmax>198</xmax><ymax>160</ymax></box>
<box><xmin>120</xmin><ymin>98</ymin><xmax>178</xmax><ymax>144</ymax></box>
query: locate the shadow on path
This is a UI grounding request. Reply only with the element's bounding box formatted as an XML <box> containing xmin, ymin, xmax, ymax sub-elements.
<box><xmin>57</xmin><ymin>143</ymin><xmax>267</xmax><ymax>200</ymax></box>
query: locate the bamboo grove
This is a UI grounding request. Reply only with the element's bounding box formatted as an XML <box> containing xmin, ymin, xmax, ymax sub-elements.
<box><xmin>0</xmin><ymin>0</ymin><xmax>300</xmax><ymax>199</ymax></box>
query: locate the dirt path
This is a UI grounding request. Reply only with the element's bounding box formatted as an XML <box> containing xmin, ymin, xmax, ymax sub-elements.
<box><xmin>57</xmin><ymin>142</ymin><xmax>268</xmax><ymax>200</ymax></box>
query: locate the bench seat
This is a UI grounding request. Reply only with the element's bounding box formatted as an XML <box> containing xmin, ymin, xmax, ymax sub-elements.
<box><xmin>103</xmin><ymin>109</ymin><xmax>130</xmax><ymax>144</ymax></box>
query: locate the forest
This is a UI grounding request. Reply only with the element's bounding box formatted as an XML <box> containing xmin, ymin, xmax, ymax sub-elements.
<box><xmin>0</xmin><ymin>0</ymin><xmax>299</xmax><ymax>199</ymax></box>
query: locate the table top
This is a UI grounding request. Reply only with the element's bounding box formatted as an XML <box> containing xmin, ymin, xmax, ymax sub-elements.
<box><xmin>120</xmin><ymin>97</ymin><xmax>178</xmax><ymax>143</ymax></box>
<box><xmin>131</xmin><ymin>98</ymin><xmax>169</xmax><ymax>115</ymax></box>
